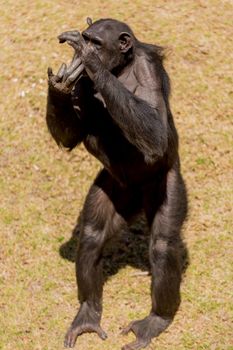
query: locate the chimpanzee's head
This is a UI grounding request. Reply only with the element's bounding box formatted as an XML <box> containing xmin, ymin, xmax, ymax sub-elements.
<box><xmin>82</xmin><ymin>18</ymin><xmax>135</xmax><ymax>72</ymax></box>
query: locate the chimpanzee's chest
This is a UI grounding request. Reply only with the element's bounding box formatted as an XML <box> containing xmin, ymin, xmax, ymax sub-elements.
<box><xmin>83</xmin><ymin>109</ymin><xmax>131</xmax><ymax>163</ymax></box>
<box><xmin>72</xmin><ymin>75</ymin><xmax>144</xmax><ymax>175</ymax></box>
<box><xmin>72</xmin><ymin>83</ymin><xmax>127</xmax><ymax>152</ymax></box>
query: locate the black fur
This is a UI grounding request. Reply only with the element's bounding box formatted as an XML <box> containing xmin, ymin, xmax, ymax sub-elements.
<box><xmin>46</xmin><ymin>18</ymin><xmax>188</xmax><ymax>350</ymax></box>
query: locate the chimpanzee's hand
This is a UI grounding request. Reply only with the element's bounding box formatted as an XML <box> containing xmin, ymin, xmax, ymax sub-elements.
<box><xmin>79</xmin><ymin>44</ymin><xmax>103</xmax><ymax>80</ymax></box>
<box><xmin>47</xmin><ymin>55</ymin><xmax>84</xmax><ymax>95</ymax></box>
<box><xmin>58</xmin><ymin>31</ymin><xmax>103</xmax><ymax>81</ymax></box>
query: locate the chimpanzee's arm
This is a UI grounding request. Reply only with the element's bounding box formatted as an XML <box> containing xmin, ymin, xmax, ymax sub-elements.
<box><xmin>93</xmin><ymin>67</ymin><xmax>168</xmax><ymax>163</ymax></box>
<box><xmin>46</xmin><ymin>61</ymin><xmax>86</xmax><ymax>150</ymax></box>
<box><xmin>46</xmin><ymin>90</ymin><xmax>85</xmax><ymax>150</ymax></box>
<box><xmin>57</xmin><ymin>32</ymin><xmax>168</xmax><ymax>162</ymax></box>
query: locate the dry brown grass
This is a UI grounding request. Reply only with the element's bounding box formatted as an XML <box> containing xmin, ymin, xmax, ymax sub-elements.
<box><xmin>0</xmin><ymin>0</ymin><xmax>232</xmax><ymax>349</ymax></box>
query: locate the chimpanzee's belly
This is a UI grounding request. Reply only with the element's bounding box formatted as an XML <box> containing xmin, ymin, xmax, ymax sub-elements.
<box><xmin>83</xmin><ymin>132</ymin><xmax>163</xmax><ymax>187</ymax></box>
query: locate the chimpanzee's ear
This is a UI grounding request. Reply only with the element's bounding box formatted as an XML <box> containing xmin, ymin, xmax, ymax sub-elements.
<box><xmin>118</xmin><ymin>32</ymin><xmax>133</xmax><ymax>53</ymax></box>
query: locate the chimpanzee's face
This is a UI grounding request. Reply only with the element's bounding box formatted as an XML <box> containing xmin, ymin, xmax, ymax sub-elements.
<box><xmin>82</xmin><ymin>20</ymin><xmax>125</xmax><ymax>72</ymax></box>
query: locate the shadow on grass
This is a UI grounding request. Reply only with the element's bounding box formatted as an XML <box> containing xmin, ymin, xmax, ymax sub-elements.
<box><xmin>59</xmin><ymin>214</ymin><xmax>189</xmax><ymax>281</ymax></box>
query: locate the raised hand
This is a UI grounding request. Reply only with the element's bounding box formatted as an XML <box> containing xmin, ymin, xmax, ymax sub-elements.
<box><xmin>58</xmin><ymin>30</ymin><xmax>103</xmax><ymax>81</ymax></box>
<box><xmin>47</xmin><ymin>55</ymin><xmax>84</xmax><ymax>95</ymax></box>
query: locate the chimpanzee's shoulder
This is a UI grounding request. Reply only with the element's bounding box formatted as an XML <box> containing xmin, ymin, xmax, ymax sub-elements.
<box><xmin>133</xmin><ymin>51</ymin><xmax>161</xmax><ymax>89</ymax></box>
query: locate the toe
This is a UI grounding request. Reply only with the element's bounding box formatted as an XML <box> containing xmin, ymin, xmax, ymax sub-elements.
<box><xmin>64</xmin><ymin>329</ymin><xmax>77</xmax><ymax>348</ymax></box>
<box><xmin>95</xmin><ymin>326</ymin><xmax>108</xmax><ymax>340</ymax></box>
<box><xmin>122</xmin><ymin>339</ymin><xmax>150</xmax><ymax>350</ymax></box>
<box><xmin>121</xmin><ymin>322</ymin><xmax>134</xmax><ymax>335</ymax></box>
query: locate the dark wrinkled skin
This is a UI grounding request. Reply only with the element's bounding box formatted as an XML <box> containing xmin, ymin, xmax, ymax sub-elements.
<box><xmin>46</xmin><ymin>18</ymin><xmax>188</xmax><ymax>350</ymax></box>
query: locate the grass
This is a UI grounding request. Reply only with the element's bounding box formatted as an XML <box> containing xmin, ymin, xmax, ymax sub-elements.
<box><xmin>0</xmin><ymin>0</ymin><xmax>232</xmax><ymax>349</ymax></box>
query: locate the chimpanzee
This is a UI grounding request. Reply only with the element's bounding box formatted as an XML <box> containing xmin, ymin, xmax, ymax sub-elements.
<box><xmin>46</xmin><ymin>18</ymin><xmax>188</xmax><ymax>350</ymax></box>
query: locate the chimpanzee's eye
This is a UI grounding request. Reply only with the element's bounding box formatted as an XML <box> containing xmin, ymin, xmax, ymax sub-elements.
<box><xmin>82</xmin><ymin>34</ymin><xmax>90</xmax><ymax>43</ymax></box>
<box><xmin>92</xmin><ymin>39</ymin><xmax>102</xmax><ymax>50</ymax></box>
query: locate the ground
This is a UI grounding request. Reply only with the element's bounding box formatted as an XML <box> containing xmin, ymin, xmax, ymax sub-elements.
<box><xmin>0</xmin><ymin>0</ymin><xmax>232</xmax><ymax>349</ymax></box>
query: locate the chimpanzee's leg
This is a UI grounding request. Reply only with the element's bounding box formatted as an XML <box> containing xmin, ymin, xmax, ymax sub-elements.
<box><xmin>64</xmin><ymin>169</ymin><xmax>139</xmax><ymax>348</ymax></box>
<box><xmin>122</xmin><ymin>166</ymin><xmax>187</xmax><ymax>350</ymax></box>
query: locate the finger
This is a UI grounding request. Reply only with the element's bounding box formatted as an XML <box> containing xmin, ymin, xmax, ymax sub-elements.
<box><xmin>67</xmin><ymin>40</ymin><xmax>83</xmax><ymax>52</ymax></box>
<box><xmin>71</xmin><ymin>52</ymin><xmax>79</xmax><ymax>64</ymax></box>
<box><xmin>47</xmin><ymin>67</ymin><xmax>53</xmax><ymax>78</ymax></box>
<box><xmin>57</xmin><ymin>63</ymin><xmax>67</xmax><ymax>79</ymax></box>
<box><xmin>65</xmin><ymin>64</ymin><xmax>85</xmax><ymax>86</ymax></box>
<box><xmin>58</xmin><ymin>31</ymin><xmax>81</xmax><ymax>43</ymax></box>
<box><xmin>66</xmin><ymin>57</ymin><xmax>82</xmax><ymax>77</ymax></box>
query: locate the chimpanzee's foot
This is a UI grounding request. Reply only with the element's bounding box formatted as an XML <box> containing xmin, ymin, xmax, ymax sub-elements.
<box><xmin>64</xmin><ymin>323</ymin><xmax>107</xmax><ymax>348</ymax></box>
<box><xmin>64</xmin><ymin>303</ymin><xmax>107</xmax><ymax>348</ymax></box>
<box><xmin>121</xmin><ymin>314</ymin><xmax>172</xmax><ymax>350</ymax></box>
